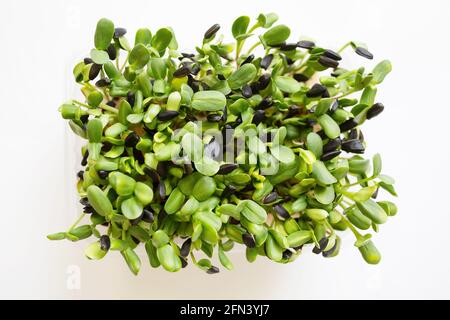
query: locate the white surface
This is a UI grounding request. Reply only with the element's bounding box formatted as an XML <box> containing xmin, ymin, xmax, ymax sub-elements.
<box><xmin>1</xmin><ymin>0</ymin><xmax>449</xmax><ymax>299</ymax></box>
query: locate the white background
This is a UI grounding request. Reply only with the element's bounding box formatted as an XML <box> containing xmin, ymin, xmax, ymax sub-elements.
<box><xmin>1</xmin><ymin>0</ymin><xmax>449</xmax><ymax>299</ymax></box>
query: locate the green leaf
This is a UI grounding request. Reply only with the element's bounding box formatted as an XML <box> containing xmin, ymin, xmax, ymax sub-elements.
<box><xmin>232</xmin><ymin>16</ymin><xmax>250</xmax><ymax>39</ymax></box>
<box><xmin>134</xmin><ymin>182</ymin><xmax>153</xmax><ymax>205</ymax></box>
<box><xmin>109</xmin><ymin>171</ymin><xmax>136</xmax><ymax>196</ymax></box>
<box><xmin>270</xmin><ymin>145</ymin><xmax>295</xmax><ymax>164</ymax></box>
<box><xmin>218</xmin><ymin>245</ymin><xmax>234</xmax><ymax>270</ymax></box>
<box><xmin>306</xmin><ymin>132</ymin><xmax>323</xmax><ymax>158</ymax></box>
<box><xmin>129</xmin><ymin>44</ymin><xmax>150</xmax><ymax>69</ymax></box>
<box><xmin>305</xmin><ymin>208</ymin><xmax>329</xmax><ymax>221</ymax></box>
<box><xmin>257</xmin><ymin>13</ymin><xmax>279</xmax><ymax>28</ymax></box>
<box><xmin>372</xmin><ymin>60</ymin><xmax>392</xmax><ymax>84</ymax></box>
<box><xmin>90</xmin><ymin>49</ymin><xmax>110</xmax><ymax>65</ymax></box>
<box><xmin>194</xmin><ymin>157</ymin><xmax>220</xmax><ymax>176</ymax></box>
<box><xmin>86</xmin><ymin>185</ymin><xmax>113</xmax><ymax>217</ymax></box>
<box><xmin>227</xmin><ymin>63</ymin><xmax>257</xmax><ymax>90</ymax></box>
<box><xmin>318</xmin><ymin>114</ymin><xmax>340</xmax><ymax>139</ymax></box>
<box><xmin>192</xmin><ymin>176</ymin><xmax>216</xmax><ymax>201</ymax></box>
<box><xmin>238</xmin><ymin>200</ymin><xmax>267</xmax><ymax>224</ymax></box>
<box><xmin>121</xmin><ymin>197</ymin><xmax>143</xmax><ymax>220</ymax></box>
<box><xmin>86</xmin><ymin>118</ymin><xmax>103</xmax><ymax>143</ymax></box>
<box><xmin>356</xmin><ymin>199</ymin><xmax>388</xmax><ymax>224</ymax></box>
<box><xmin>265</xmin><ymin>234</ymin><xmax>282</xmax><ymax>261</ymax></box>
<box><xmin>378</xmin><ymin>174</ymin><xmax>395</xmax><ymax>184</ymax></box>
<box><xmin>351</xmin><ymin>185</ymin><xmax>378</xmax><ymax>202</ymax></box>
<box><xmin>47</xmin><ymin>232</ymin><xmax>66</xmax><ymax>240</ymax></box>
<box><xmin>379</xmin><ymin>181</ymin><xmax>398</xmax><ymax>196</ymax></box>
<box><xmin>164</xmin><ymin>187</ymin><xmax>186</xmax><ymax>214</ymax></box>
<box><xmin>152</xmin><ymin>28</ymin><xmax>173</xmax><ymax>53</ymax></box>
<box><xmin>135</xmin><ymin>28</ymin><xmax>152</xmax><ymax>46</ymax></box>
<box><xmin>262</xmin><ymin>24</ymin><xmax>290</xmax><ymax>46</ymax></box>
<box><xmin>274</xmin><ymin>76</ymin><xmax>300</xmax><ymax>93</ymax></box>
<box><xmin>191</xmin><ymin>90</ymin><xmax>226</xmax><ymax>111</ymax></box>
<box><xmin>287</xmin><ymin>230</ymin><xmax>312</xmax><ymax>247</ymax></box>
<box><xmin>157</xmin><ymin>244</ymin><xmax>181</xmax><ymax>272</ymax></box>
<box><xmin>358</xmin><ymin>240</ymin><xmax>381</xmax><ymax>264</ymax></box>
<box><xmin>85</xmin><ymin>242</ymin><xmax>107</xmax><ymax>260</ymax></box>
<box><xmin>145</xmin><ymin>241</ymin><xmax>160</xmax><ymax>268</ymax></box>
<box><xmin>121</xmin><ymin>248</ymin><xmax>141</xmax><ymax>275</ymax></box>
<box><xmin>312</xmin><ymin>161</ymin><xmax>337</xmax><ymax>185</ymax></box>
<box><xmin>372</xmin><ymin>153</ymin><xmax>382</xmax><ymax>177</ymax></box>
<box><xmin>314</xmin><ymin>185</ymin><xmax>335</xmax><ymax>205</ymax></box>
<box><xmin>94</xmin><ymin>18</ymin><xmax>114</xmax><ymax>50</ymax></box>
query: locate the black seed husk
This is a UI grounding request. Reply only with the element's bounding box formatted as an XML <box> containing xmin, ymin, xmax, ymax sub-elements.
<box><xmin>133</xmin><ymin>149</ymin><xmax>145</xmax><ymax>164</ymax></box>
<box><xmin>106</xmin><ymin>100</ymin><xmax>116</xmax><ymax>107</ymax></box>
<box><xmin>282</xmin><ymin>250</ymin><xmax>293</xmax><ymax>260</ymax></box>
<box><xmin>127</xmin><ymin>91</ymin><xmax>135</xmax><ymax>106</ymax></box>
<box><xmin>293</xmin><ymin>73</ymin><xmax>309</xmax><ymax>82</ymax></box>
<box><xmin>285</xmin><ymin>56</ymin><xmax>294</xmax><ymax>65</ymax></box>
<box><xmin>330</xmin><ymin>100</ymin><xmax>339</xmax><ymax>113</ymax></box>
<box><xmin>181</xmin><ymin>257</ymin><xmax>188</xmax><ymax>268</ymax></box>
<box><xmin>181</xmin><ymin>52</ymin><xmax>195</xmax><ymax>59</ymax></box>
<box><xmin>241</xmin><ymin>54</ymin><xmax>255</xmax><ymax>65</ymax></box>
<box><xmin>95</xmin><ymin>78</ymin><xmax>111</xmax><ymax>87</ymax></box>
<box><xmin>106</xmin><ymin>43</ymin><xmax>117</xmax><ymax>60</ymax></box>
<box><xmin>142</xmin><ymin>208</ymin><xmax>154</xmax><ymax>223</ymax></box>
<box><xmin>260</xmin><ymin>54</ymin><xmax>274</xmax><ymax>70</ymax></box>
<box><xmin>287</xmin><ymin>105</ymin><xmax>300</xmax><ymax>117</ymax></box>
<box><xmin>83</xmin><ymin>57</ymin><xmax>93</xmax><ymax>64</ymax></box>
<box><xmin>88</xmin><ymin>64</ymin><xmax>102</xmax><ymax>80</ymax></box>
<box><xmin>79</xmin><ymin>197</ymin><xmax>89</xmax><ymax>206</ymax></box>
<box><xmin>80</xmin><ymin>114</ymin><xmax>89</xmax><ymax>124</ymax></box>
<box><xmin>217</xmin><ymin>74</ymin><xmax>226</xmax><ymax>80</ymax></box>
<box><xmin>124</xmin><ymin>132</ymin><xmax>140</xmax><ymax>148</ymax></box>
<box><xmin>190</xmin><ymin>64</ymin><xmax>200</xmax><ymax>75</ymax></box>
<box><xmin>173</xmin><ymin>66</ymin><xmax>191</xmax><ymax>78</ymax></box>
<box><xmin>131</xmin><ymin>236</ymin><xmax>140</xmax><ymax>245</ymax></box>
<box><xmin>222</xmin><ymin>185</ymin><xmax>237</xmax><ymax>198</ymax></box>
<box><xmin>228</xmin><ymin>217</ymin><xmax>239</xmax><ymax>225</ymax></box>
<box><xmin>114</xmin><ymin>27</ymin><xmax>127</xmax><ymax>38</ymax></box>
<box><xmin>322</xmin><ymin>89</ymin><xmax>330</xmax><ymax>98</ymax></box>
<box><xmin>322</xmin><ymin>241</ymin><xmax>337</xmax><ymax>257</ymax></box>
<box><xmin>242</xmin><ymin>233</ymin><xmax>256</xmax><ymax>248</ymax></box>
<box><xmin>262</xmin><ymin>192</ymin><xmax>278</xmax><ymax>204</ymax></box>
<box><xmin>297</xmin><ymin>40</ymin><xmax>315</xmax><ymax>49</ymax></box>
<box><xmin>207</xmin><ymin>266</ymin><xmax>220</xmax><ymax>274</ymax></box>
<box><xmin>217</xmin><ymin>163</ymin><xmax>238</xmax><ymax>175</ymax></box>
<box><xmin>97</xmin><ymin>170</ymin><xmax>109</xmax><ymax>179</ymax></box>
<box><xmin>204</xmin><ymin>24</ymin><xmax>220</xmax><ymax>39</ymax></box>
<box><xmin>355</xmin><ymin>47</ymin><xmax>374</xmax><ymax>60</ymax></box>
<box><xmin>341</xmin><ymin>139</ymin><xmax>365</xmax><ymax>154</ymax></box>
<box><xmin>306</xmin><ymin>84</ymin><xmax>327</xmax><ymax>98</ymax></box>
<box><xmin>258</xmin><ymin>74</ymin><xmax>271</xmax><ymax>91</ymax></box>
<box><xmin>83</xmin><ymin>205</ymin><xmax>95</xmax><ymax>214</ymax></box>
<box><xmin>318</xmin><ymin>56</ymin><xmax>339</xmax><ymax>69</ymax></box>
<box><xmin>242</xmin><ymin>84</ymin><xmax>252</xmax><ymax>98</ymax></box>
<box><xmin>207</xmin><ymin>113</ymin><xmax>222</xmax><ymax>122</ymax></box>
<box><xmin>312</xmin><ymin>237</ymin><xmax>329</xmax><ymax>254</ymax></box>
<box><xmin>323</xmin><ymin>49</ymin><xmax>342</xmax><ymax>61</ymax></box>
<box><xmin>100</xmin><ymin>235</ymin><xmax>111</xmax><ymax>251</ymax></box>
<box><xmin>81</xmin><ymin>150</ymin><xmax>89</xmax><ymax>166</ymax></box>
<box><xmin>349</xmin><ymin>129</ymin><xmax>358</xmax><ymax>140</ymax></box>
<box><xmin>280</xmin><ymin>43</ymin><xmax>298</xmax><ymax>51</ymax></box>
<box><xmin>339</xmin><ymin>119</ymin><xmax>358</xmax><ymax>131</ymax></box>
<box><xmin>77</xmin><ymin>170</ymin><xmax>84</xmax><ymax>180</ymax></box>
<box><xmin>180</xmin><ymin>239</ymin><xmax>192</xmax><ymax>257</ymax></box>
<box><xmin>323</xmin><ymin>138</ymin><xmax>342</xmax><ymax>153</ymax></box>
<box><xmin>157</xmin><ymin>182</ymin><xmax>166</xmax><ymax>201</ymax></box>
<box><xmin>366</xmin><ymin>103</ymin><xmax>384</xmax><ymax>120</ymax></box>
<box><xmin>157</xmin><ymin>110</ymin><xmax>179</xmax><ymax>121</ymax></box>
<box><xmin>258</xmin><ymin>96</ymin><xmax>273</xmax><ymax>109</ymax></box>
<box><xmin>321</xmin><ymin>150</ymin><xmax>341</xmax><ymax>161</ymax></box>
<box><xmin>252</xmin><ymin>109</ymin><xmax>265</xmax><ymax>125</ymax></box>
<box><xmin>274</xmin><ymin>204</ymin><xmax>290</xmax><ymax>219</ymax></box>
<box><xmin>156</xmin><ymin>162</ymin><xmax>167</xmax><ymax>178</ymax></box>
